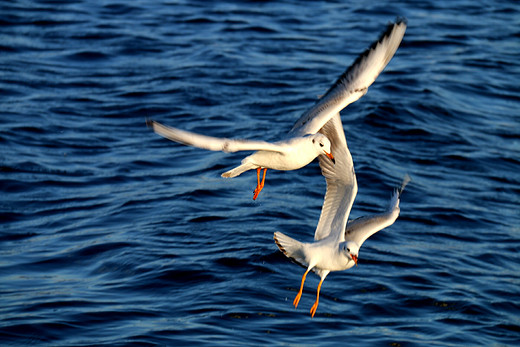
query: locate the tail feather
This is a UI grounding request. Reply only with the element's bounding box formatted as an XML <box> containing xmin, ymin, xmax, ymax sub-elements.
<box><xmin>221</xmin><ymin>161</ymin><xmax>256</xmax><ymax>178</ymax></box>
<box><xmin>273</xmin><ymin>232</ymin><xmax>307</xmax><ymax>268</ymax></box>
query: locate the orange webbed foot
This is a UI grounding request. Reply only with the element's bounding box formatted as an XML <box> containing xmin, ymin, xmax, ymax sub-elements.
<box><xmin>310</xmin><ymin>277</ymin><xmax>325</xmax><ymax>318</ymax></box>
<box><xmin>253</xmin><ymin>186</ymin><xmax>263</xmax><ymax>200</ymax></box>
<box><xmin>252</xmin><ymin>168</ymin><xmax>267</xmax><ymax>200</ymax></box>
<box><xmin>310</xmin><ymin>299</ymin><xmax>319</xmax><ymax>318</ymax></box>
<box><xmin>293</xmin><ymin>291</ymin><xmax>302</xmax><ymax>308</ymax></box>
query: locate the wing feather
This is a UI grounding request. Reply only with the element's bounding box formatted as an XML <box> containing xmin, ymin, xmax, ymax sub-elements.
<box><xmin>313</xmin><ymin>113</ymin><xmax>358</xmax><ymax>241</ymax></box>
<box><xmin>290</xmin><ymin>19</ymin><xmax>407</xmax><ymax>137</ymax></box>
<box><xmin>148</xmin><ymin>120</ymin><xmax>284</xmax><ymax>153</ymax></box>
<box><xmin>345</xmin><ymin>175</ymin><xmax>410</xmax><ymax>246</ymax></box>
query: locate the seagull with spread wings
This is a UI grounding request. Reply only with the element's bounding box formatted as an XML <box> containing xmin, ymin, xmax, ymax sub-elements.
<box><xmin>274</xmin><ymin>112</ymin><xmax>410</xmax><ymax>317</ymax></box>
<box><xmin>148</xmin><ymin>19</ymin><xmax>406</xmax><ymax>200</ymax></box>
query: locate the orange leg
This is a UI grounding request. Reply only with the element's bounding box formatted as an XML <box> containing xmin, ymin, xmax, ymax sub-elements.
<box><xmin>293</xmin><ymin>268</ymin><xmax>310</xmax><ymax>309</ymax></box>
<box><xmin>310</xmin><ymin>277</ymin><xmax>325</xmax><ymax>318</ymax></box>
<box><xmin>252</xmin><ymin>168</ymin><xmax>267</xmax><ymax>200</ymax></box>
<box><xmin>256</xmin><ymin>168</ymin><xmax>261</xmax><ymax>186</ymax></box>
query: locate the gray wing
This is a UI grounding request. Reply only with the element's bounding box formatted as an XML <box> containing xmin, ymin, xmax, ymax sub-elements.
<box><xmin>289</xmin><ymin>19</ymin><xmax>407</xmax><ymax>137</ymax></box>
<box><xmin>148</xmin><ymin>120</ymin><xmax>284</xmax><ymax>153</ymax></box>
<box><xmin>345</xmin><ymin>175</ymin><xmax>410</xmax><ymax>247</ymax></box>
<box><xmin>313</xmin><ymin>113</ymin><xmax>358</xmax><ymax>242</ymax></box>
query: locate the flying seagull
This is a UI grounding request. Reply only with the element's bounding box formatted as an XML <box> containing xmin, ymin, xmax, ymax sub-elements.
<box><xmin>148</xmin><ymin>19</ymin><xmax>406</xmax><ymax>200</ymax></box>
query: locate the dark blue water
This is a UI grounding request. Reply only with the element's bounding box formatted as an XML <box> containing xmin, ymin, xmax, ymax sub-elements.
<box><xmin>1</xmin><ymin>1</ymin><xmax>519</xmax><ymax>345</ymax></box>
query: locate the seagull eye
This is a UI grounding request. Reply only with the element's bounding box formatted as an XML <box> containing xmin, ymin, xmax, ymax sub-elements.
<box><xmin>312</xmin><ymin>139</ymin><xmax>315</xmax><ymax>144</ymax></box>
<box><xmin>347</xmin><ymin>248</ymin><xmax>350</xmax><ymax>252</ymax></box>
<box><xmin>319</xmin><ymin>142</ymin><xmax>324</xmax><ymax>147</ymax></box>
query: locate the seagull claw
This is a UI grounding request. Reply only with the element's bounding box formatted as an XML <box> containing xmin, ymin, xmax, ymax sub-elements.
<box><xmin>252</xmin><ymin>168</ymin><xmax>267</xmax><ymax>200</ymax></box>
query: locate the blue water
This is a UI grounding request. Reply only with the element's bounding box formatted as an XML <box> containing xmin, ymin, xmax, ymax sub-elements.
<box><xmin>1</xmin><ymin>1</ymin><xmax>519</xmax><ymax>345</ymax></box>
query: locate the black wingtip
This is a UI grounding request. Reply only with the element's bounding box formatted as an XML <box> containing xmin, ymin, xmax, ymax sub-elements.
<box><xmin>377</xmin><ymin>18</ymin><xmax>408</xmax><ymax>47</ymax></box>
<box><xmin>380</xmin><ymin>17</ymin><xmax>407</xmax><ymax>44</ymax></box>
<box><xmin>394</xmin><ymin>16</ymin><xmax>408</xmax><ymax>26</ymax></box>
<box><xmin>145</xmin><ymin>118</ymin><xmax>154</xmax><ymax>129</ymax></box>
<box><xmin>319</xmin><ymin>18</ymin><xmax>407</xmax><ymax>102</ymax></box>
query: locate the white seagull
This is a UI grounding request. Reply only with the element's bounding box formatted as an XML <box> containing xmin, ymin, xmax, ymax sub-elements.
<box><xmin>274</xmin><ymin>112</ymin><xmax>410</xmax><ymax>317</ymax></box>
<box><xmin>148</xmin><ymin>120</ymin><xmax>334</xmax><ymax>200</ymax></box>
<box><xmin>148</xmin><ymin>19</ymin><xmax>406</xmax><ymax>200</ymax></box>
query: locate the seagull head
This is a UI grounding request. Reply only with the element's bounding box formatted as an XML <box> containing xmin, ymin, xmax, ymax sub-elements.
<box><xmin>311</xmin><ymin>133</ymin><xmax>334</xmax><ymax>163</ymax></box>
<box><xmin>341</xmin><ymin>241</ymin><xmax>359</xmax><ymax>266</ymax></box>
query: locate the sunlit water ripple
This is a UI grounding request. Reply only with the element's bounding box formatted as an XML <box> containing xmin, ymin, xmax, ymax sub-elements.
<box><xmin>1</xmin><ymin>1</ymin><xmax>519</xmax><ymax>345</ymax></box>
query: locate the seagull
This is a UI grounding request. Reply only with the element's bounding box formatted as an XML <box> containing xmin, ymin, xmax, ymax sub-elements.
<box><xmin>147</xmin><ymin>120</ymin><xmax>334</xmax><ymax>200</ymax></box>
<box><xmin>274</xmin><ymin>173</ymin><xmax>409</xmax><ymax>317</ymax></box>
<box><xmin>273</xmin><ymin>20</ymin><xmax>408</xmax><ymax>318</ymax></box>
<box><xmin>274</xmin><ymin>113</ymin><xmax>410</xmax><ymax>317</ymax></box>
<box><xmin>148</xmin><ymin>19</ymin><xmax>406</xmax><ymax>200</ymax></box>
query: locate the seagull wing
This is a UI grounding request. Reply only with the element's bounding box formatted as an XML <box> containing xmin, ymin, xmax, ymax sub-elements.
<box><xmin>345</xmin><ymin>175</ymin><xmax>410</xmax><ymax>247</ymax></box>
<box><xmin>148</xmin><ymin>120</ymin><xmax>285</xmax><ymax>153</ymax></box>
<box><xmin>289</xmin><ymin>19</ymin><xmax>407</xmax><ymax>137</ymax></box>
<box><xmin>313</xmin><ymin>113</ymin><xmax>358</xmax><ymax>241</ymax></box>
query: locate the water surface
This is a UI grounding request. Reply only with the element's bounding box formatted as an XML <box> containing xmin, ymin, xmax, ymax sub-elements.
<box><xmin>1</xmin><ymin>0</ymin><xmax>519</xmax><ymax>345</ymax></box>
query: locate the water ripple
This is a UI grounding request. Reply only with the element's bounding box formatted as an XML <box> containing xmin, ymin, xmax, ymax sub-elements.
<box><xmin>1</xmin><ymin>0</ymin><xmax>519</xmax><ymax>345</ymax></box>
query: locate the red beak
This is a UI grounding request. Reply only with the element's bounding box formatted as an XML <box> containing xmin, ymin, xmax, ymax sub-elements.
<box><xmin>351</xmin><ymin>255</ymin><xmax>358</xmax><ymax>266</ymax></box>
<box><xmin>326</xmin><ymin>151</ymin><xmax>334</xmax><ymax>161</ymax></box>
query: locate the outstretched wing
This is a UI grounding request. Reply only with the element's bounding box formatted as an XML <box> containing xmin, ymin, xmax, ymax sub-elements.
<box><xmin>313</xmin><ymin>113</ymin><xmax>358</xmax><ymax>242</ymax></box>
<box><xmin>345</xmin><ymin>175</ymin><xmax>410</xmax><ymax>247</ymax></box>
<box><xmin>289</xmin><ymin>19</ymin><xmax>407</xmax><ymax>137</ymax></box>
<box><xmin>148</xmin><ymin>120</ymin><xmax>284</xmax><ymax>153</ymax></box>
